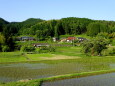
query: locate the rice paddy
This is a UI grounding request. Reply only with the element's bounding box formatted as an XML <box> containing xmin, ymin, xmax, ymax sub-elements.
<box><xmin>0</xmin><ymin>46</ymin><xmax>115</xmax><ymax>86</ymax></box>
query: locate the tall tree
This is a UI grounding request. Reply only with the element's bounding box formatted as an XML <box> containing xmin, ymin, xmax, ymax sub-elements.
<box><xmin>82</xmin><ymin>38</ymin><xmax>109</xmax><ymax>56</ymax></box>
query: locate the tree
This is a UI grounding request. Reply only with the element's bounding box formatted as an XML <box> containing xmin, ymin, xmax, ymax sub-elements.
<box><xmin>87</xmin><ymin>22</ymin><xmax>100</xmax><ymax>37</ymax></box>
<box><xmin>87</xmin><ymin>22</ymin><xmax>110</xmax><ymax>37</ymax></box>
<box><xmin>0</xmin><ymin>33</ymin><xmax>5</xmax><ymax>51</ymax></box>
<box><xmin>82</xmin><ymin>38</ymin><xmax>109</xmax><ymax>56</ymax></box>
<box><xmin>97</xmin><ymin>32</ymin><xmax>109</xmax><ymax>39</ymax></box>
<box><xmin>2</xmin><ymin>45</ymin><xmax>10</xmax><ymax>52</ymax></box>
<box><xmin>35</xmin><ymin>30</ymin><xmax>45</xmax><ymax>41</ymax></box>
<box><xmin>1</xmin><ymin>26</ymin><xmax>16</xmax><ymax>51</ymax></box>
<box><xmin>0</xmin><ymin>33</ymin><xmax>5</xmax><ymax>44</ymax></box>
<box><xmin>0</xmin><ymin>18</ymin><xmax>9</xmax><ymax>32</ymax></box>
<box><xmin>54</xmin><ymin>24</ymin><xmax>59</xmax><ymax>38</ymax></box>
<box><xmin>82</xmin><ymin>41</ymin><xmax>93</xmax><ymax>55</ymax></box>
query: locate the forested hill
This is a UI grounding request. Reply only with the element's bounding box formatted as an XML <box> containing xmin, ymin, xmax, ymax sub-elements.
<box><xmin>0</xmin><ymin>17</ymin><xmax>115</xmax><ymax>38</ymax></box>
<box><xmin>0</xmin><ymin>18</ymin><xmax>9</xmax><ymax>32</ymax></box>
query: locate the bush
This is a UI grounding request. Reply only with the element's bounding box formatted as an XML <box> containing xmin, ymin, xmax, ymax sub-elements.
<box><xmin>2</xmin><ymin>45</ymin><xmax>10</xmax><ymax>52</ymax></box>
<box><xmin>35</xmin><ymin>48</ymin><xmax>40</xmax><ymax>53</ymax></box>
<box><xmin>20</xmin><ymin>46</ymin><xmax>35</xmax><ymax>52</ymax></box>
<box><xmin>110</xmin><ymin>48</ymin><xmax>115</xmax><ymax>55</ymax></box>
<box><xmin>102</xmin><ymin>48</ymin><xmax>115</xmax><ymax>56</ymax></box>
<box><xmin>97</xmin><ymin>32</ymin><xmax>109</xmax><ymax>39</ymax></box>
<box><xmin>39</xmin><ymin>46</ymin><xmax>55</xmax><ymax>53</ymax></box>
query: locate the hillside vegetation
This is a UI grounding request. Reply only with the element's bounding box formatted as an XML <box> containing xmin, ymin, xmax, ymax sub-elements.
<box><xmin>0</xmin><ymin>17</ymin><xmax>114</xmax><ymax>55</ymax></box>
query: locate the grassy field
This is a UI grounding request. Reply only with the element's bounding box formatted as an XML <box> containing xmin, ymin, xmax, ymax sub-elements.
<box><xmin>53</xmin><ymin>46</ymin><xmax>86</xmax><ymax>57</ymax></box>
<box><xmin>0</xmin><ymin>45</ymin><xmax>114</xmax><ymax>63</ymax></box>
<box><xmin>0</xmin><ymin>46</ymin><xmax>83</xmax><ymax>63</ymax></box>
<box><xmin>0</xmin><ymin>52</ymin><xmax>54</xmax><ymax>63</ymax></box>
<box><xmin>1</xmin><ymin>69</ymin><xmax>115</xmax><ymax>86</ymax></box>
<box><xmin>0</xmin><ymin>52</ymin><xmax>27</xmax><ymax>63</ymax></box>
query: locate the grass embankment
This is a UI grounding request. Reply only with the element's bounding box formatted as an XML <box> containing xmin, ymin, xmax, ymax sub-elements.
<box><xmin>1</xmin><ymin>69</ymin><xmax>115</xmax><ymax>86</ymax></box>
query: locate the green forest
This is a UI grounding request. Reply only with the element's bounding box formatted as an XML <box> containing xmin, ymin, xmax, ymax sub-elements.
<box><xmin>0</xmin><ymin>17</ymin><xmax>115</xmax><ymax>54</ymax></box>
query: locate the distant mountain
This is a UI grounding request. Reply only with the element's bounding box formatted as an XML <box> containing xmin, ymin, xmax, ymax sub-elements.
<box><xmin>0</xmin><ymin>17</ymin><xmax>115</xmax><ymax>38</ymax></box>
<box><xmin>20</xmin><ymin>18</ymin><xmax>44</xmax><ymax>27</ymax></box>
<box><xmin>0</xmin><ymin>18</ymin><xmax>9</xmax><ymax>24</ymax></box>
<box><xmin>0</xmin><ymin>18</ymin><xmax>9</xmax><ymax>32</ymax></box>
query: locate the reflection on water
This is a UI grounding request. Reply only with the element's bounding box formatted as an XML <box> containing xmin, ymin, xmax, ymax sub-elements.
<box><xmin>0</xmin><ymin>58</ymin><xmax>115</xmax><ymax>82</ymax></box>
<box><xmin>42</xmin><ymin>73</ymin><xmax>115</xmax><ymax>86</ymax></box>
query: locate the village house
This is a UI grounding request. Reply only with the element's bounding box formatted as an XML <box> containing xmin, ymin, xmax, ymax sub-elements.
<box><xmin>66</xmin><ymin>37</ymin><xmax>76</xmax><ymax>43</ymax></box>
<box><xmin>60</xmin><ymin>37</ymin><xmax>87</xmax><ymax>43</ymax></box>
<box><xmin>52</xmin><ymin>37</ymin><xmax>59</xmax><ymax>42</ymax></box>
<box><xmin>16</xmin><ymin>36</ymin><xmax>35</xmax><ymax>41</ymax></box>
<box><xmin>60</xmin><ymin>38</ymin><xmax>67</xmax><ymax>42</ymax></box>
<box><xmin>77</xmin><ymin>37</ymin><xmax>87</xmax><ymax>42</ymax></box>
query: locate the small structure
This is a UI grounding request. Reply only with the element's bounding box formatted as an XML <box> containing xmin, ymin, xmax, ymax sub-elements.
<box><xmin>60</xmin><ymin>38</ymin><xmax>67</xmax><ymax>43</ymax></box>
<box><xmin>53</xmin><ymin>37</ymin><xmax>59</xmax><ymax>42</ymax></box>
<box><xmin>21</xmin><ymin>37</ymin><xmax>35</xmax><ymax>41</ymax></box>
<box><xmin>16</xmin><ymin>36</ymin><xmax>35</xmax><ymax>41</ymax></box>
<box><xmin>77</xmin><ymin>37</ymin><xmax>87</xmax><ymax>42</ymax></box>
<box><xmin>33</xmin><ymin>43</ymin><xmax>49</xmax><ymax>48</ymax></box>
<box><xmin>66</xmin><ymin>37</ymin><xmax>76</xmax><ymax>43</ymax></box>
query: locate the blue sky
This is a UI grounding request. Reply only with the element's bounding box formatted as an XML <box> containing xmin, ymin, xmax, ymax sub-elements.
<box><xmin>0</xmin><ymin>0</ymin><xmax>115</xmax><ymax>22</ymax></box>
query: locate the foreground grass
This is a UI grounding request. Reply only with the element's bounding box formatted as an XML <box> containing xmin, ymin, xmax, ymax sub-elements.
<box><xmin>1</xmin><ymin>69</ymin><xmax>115</xmax><ymax>86</ymax></box>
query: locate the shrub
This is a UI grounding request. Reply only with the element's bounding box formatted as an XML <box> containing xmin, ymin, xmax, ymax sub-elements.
<box><xmin>2</xmin><ymin>45</ymin><xmax>10</xmax><ymax>52</ymax></box>
<box><xmin>20</xmin><ymin>46</ymin><xmax>35</xmax><ymax>52</ymax></box>
<box><xmin>39</xmin><ymin>46</ymin><xmax>55</xmax><ymax>53</ymax></box>
<box><xmin>97</xmin><ymin>32</ymin><xmax>109</xmax><ymax>39</ymax></box>
<box><xmin>102</xmin><ymin>48</ymin><xmax>115</xmax><ymax>56</ymax></box>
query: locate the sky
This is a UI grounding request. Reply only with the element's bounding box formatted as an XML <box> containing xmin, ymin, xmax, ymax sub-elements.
<box><xmin>0</xmin><ymin>0</ymin><xmax>115</xmax><ymax>22</ymax></box>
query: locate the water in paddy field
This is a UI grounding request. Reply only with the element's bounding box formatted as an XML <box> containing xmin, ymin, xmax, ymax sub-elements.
<box><xmin>0</xmin><ymin>58</ymin><xmax>115</xmax><ymax>82</ymax></box>
<box><xmin>42</xmin><ymin>73</ymin><xmax>115</xmax><ymax>86</ymax></box>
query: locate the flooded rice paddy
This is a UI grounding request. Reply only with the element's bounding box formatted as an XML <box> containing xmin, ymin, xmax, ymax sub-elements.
<box><xmin>42</xmin><ymin>73</ymin><xmax>115</xmax><ymax>86</ymax></box>
<box><xmin>0</xmin><ymin>57</ymin><xmax>115</xmax><ymax>82</ymax></box>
